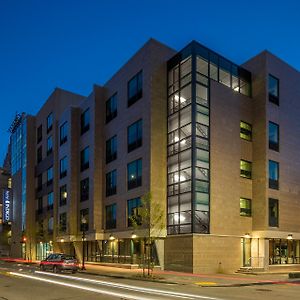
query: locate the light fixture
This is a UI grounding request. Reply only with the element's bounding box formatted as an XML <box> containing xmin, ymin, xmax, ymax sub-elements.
<box><xmin>174</xmin><ymin>174</ymin><xmax>179</xmax><ymax>182</ymax></box>
<box><xmin>49</xmin><ymin>240</ymin><xmax>53</xmax><ymax>244</ymax></box>
<box><xmin>173</xmin><ymin>213</ymin><xmax>186</xmax><ymax>223</ymax></box>
<box><xmin>60</xmin><ymin>238</ymin><xmax>64</xmax><ymax>243</ymax></box>
<box><xmin>174</xmin><ymin>136</ymin><xmax>179</xmax><ymax>142</ymax></box>
<box><xmin>109</xmin><ymin>234</ymin><xmax>115</xmax><ymax>241</ymax></box>
<box><xmin>174</xmin><ymin>94</ymin><xmax>187</xmax><ymax>104</ymax></box>
<box><xmin>244</xmin><ymin>233</ymin><xmax>251</xmax><ymax>239</ymax></box>
<box><xmin>287</xmin><ymin>234</ymin><xmax>293</xmax><ymax>240</ymax></box>
<box><xmin>180</xmin><ymin>139</ymin><xmax>186</xmax><ymax>145</ymax></box>
<box><xmin>63</xmin><ymin>192</ymin><xmax>67</xmax><ymax>198</ymax></box>
<box><xmin>233</xmin><ymin>86</ymin><xmax>239</xmax><ymax>92</ymax></box>
<box><xmin>180</xmin><ymin>175</ymin><xmax>186</xmax><ymax>181</ymax></box>
<box><xmin>131</xmin><ymin>233</ymin><xmax>137</xmax><ymax>239</ymax></box>
<box><xmin>40</xmin><ymin>241</ymin><xmax>43</xmax><ymax>245</ymax></box>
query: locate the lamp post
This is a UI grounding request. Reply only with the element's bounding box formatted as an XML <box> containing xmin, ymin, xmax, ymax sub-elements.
<box><xmin>81</xmin><ymin>216</ymin><xmax>87</xmax><ymax>270</ymax></box>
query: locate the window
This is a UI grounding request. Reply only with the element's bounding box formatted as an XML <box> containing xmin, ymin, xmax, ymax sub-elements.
<box><xmin>80</xmin><ymin>147</ymin><xmax>89</xmax><ymax>171</ymax></box>
<box><xmin>240</xmin><ymin>121</ymin><xmax>252</xmax><ymax>141</ymax></box>
<box><xmin>37</xmin><ymin>197</ymin><xmax>43</xmax><ymax>214</ymax></box>
<box><xmin>80</xmin><ymin>208</ymin><xmax>89</xmax><ymax>231</ymax></box>
<box><xmin>269</xmin><ymin>122</ymin><xmax>279</xmax><ymax>151</ymax></box>
<box><xmin>37</xmin><ymin>125</ymin><xmax>42</xmax><ymax>144</ymax></box>
<box><xmin>127</xmin><ymin>159</ymin><xmax>142</xmax><ymax>190</ymax></box>
<box><xmin>47</xmin><ymin>136</ymin><xmax>53</xmax><ymax>156</ymax></box>
<box><xmin>47</xmin><ymin>112</ymin><xmax>53</xmax><ymax>133</ymax></box>
<box><xmin>240</xmin><ymin>198</ymin><xmax>251</xmax><ymax>217</ymax></box>
<box><xmin>269</xmin><ymin>160</ymin><xmax>279</xmax><ymax>189</ymax></box>
<box><xmin>106</xmin><ymin>135</ymin><xmax>117</xmax><ymax>163</ymax></box>
<box><xmin>128</xmin><ymin>71</ymin><xmax>143</xmax><ymax>106</ymax></box>
<box><xmin>106</xmin><ymin>170</ymin><xmax>117</xmax><ymax>197</ymax></box>
<box><xmin>105</xmin><ymin>204</ymin><xmax>116</xmax><ymax>229</ymax></box>
<box><xmin>240</xmin><ymin>160</ymin><xmax>252</xmax><ymax>179</ymax></box>
<box><xmin>269</xmin><ymin>198</ymin><xmax>279</xmax><ymax>227</ymax></box>
<box><xmin>48</xmin><ymin>217</ymin><xmax>53</xmax><ymax>233</ymax></box>
<box><xmin>128</xmin><ymin>119</ymin><xmax>143</xmax><ymax>152</ymax></box>
<box><xmin>47</xmin><ymin>166</ymin><xmax>53</xmax><ymax>185</ymax></box>
<box><xmin>60</xmin><ymin>185</ymin><xmax>67</xmax><ymax>206</ymax></box>
<box><xmin>106</xmin><ymin>93</ymin><xmax>117</xmax><ymax>123</ymax></box>
<box><xmin>60</xmin><ymin>122</ymin><xmax>68</xmax><ymax>145</ymax></box>
<box><xmin>81</xmin><ymin>108</ymin><xmax>90</xmax><ymax>135</ymax></box>
<box><xmin>80</xmin><ymin>177</ymin><xmax>89</xmax><ymax>202</ymax></box>
<box><xmin>47</xmin><ymin>192</ymin><xmax>53</xmax><ymax>210</ymax></box>
<box><xmin>269</xmin><ymin>74</ymin><xmax>279</xmax><ymax>105</ymax></box>
<box><xmin>60</xmin><ymin>156</ymin><xmax>67</xmax><ymax>178</ymax></box>
<box><xmin>59</xmin><ymin>212</ymin><xmax>67</xmax><ymax>232</ymax></box>
<box><xmin>37</xmin><ymin>174</ymin><xmax>43</xmax><ymax>191</ymax></box>
<box><xmin>37</xmin><ymin>146</ymin><xmax>42</xmax><ymax>163</ymax></box>
<box><xmin>127</xmin><ymin>197</ymin><xmax>142</xmax><ymax>227</ymax></box>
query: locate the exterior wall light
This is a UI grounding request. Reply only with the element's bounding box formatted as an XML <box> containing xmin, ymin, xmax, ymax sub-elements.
<box><xmin>60</xmin><ymin>238</ymin><xmax>64</xmax><ymax>243</ymax></box>
<box><xmin>131</xmin><ymin>233</ymin><xmax>137</xmax><ymax>239</ymax></box>
<box><xmin>244</xmin><ymin>233</ymin><xmax>251</xmax><ymax>239</ymax></box>
<box><xmin>109</xmin><ymin>234</ymin><xmax>115</xmax><ymax>241</ymax></box>
<box><xmin>287</xmin><ymin>234</ymin><xmax>293</xmax><ymax>240</ymax></box>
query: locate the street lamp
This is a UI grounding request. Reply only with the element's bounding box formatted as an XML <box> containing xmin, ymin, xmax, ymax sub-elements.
<box><xmin>81</xmin><ymin>216</ymin><xmax>87</xmax><ymax>270</ymax></box>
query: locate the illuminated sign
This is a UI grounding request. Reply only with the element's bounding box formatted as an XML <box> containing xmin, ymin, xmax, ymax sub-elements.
<box><xmin>2</xmin><ymin>189</ymin><xmax>11</xmax><ymax>222</ymax></box>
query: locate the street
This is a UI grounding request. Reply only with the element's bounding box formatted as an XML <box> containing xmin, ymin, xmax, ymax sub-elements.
<box><xmin>1</xmin><ymin>261</ymin><xmax>300</xmax><ymax>300</ymax></box>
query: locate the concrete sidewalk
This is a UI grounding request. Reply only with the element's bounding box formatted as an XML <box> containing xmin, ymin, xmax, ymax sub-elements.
<box><xmin>81</xmin><ymin>263</ymin><xmax>300</xmax><ymax>287</ymax></box>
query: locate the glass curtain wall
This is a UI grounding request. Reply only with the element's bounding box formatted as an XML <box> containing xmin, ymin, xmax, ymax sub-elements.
<box><xmin>167</xmin><ymin>41</ymin><xmax>251</xmax><ymax>235</ymax></box>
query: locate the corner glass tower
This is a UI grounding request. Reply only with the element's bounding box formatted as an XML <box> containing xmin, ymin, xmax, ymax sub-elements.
<box><xmin>167</xmin><ymin>41</ymin><xmax>251</xmax><ymax>235</ymax></box>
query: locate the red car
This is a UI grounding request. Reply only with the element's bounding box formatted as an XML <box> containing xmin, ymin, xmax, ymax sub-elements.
<box><xmin>40</xmin><ymin>253</ymin><xmax>79</xmax><ymax>273</ymax></box>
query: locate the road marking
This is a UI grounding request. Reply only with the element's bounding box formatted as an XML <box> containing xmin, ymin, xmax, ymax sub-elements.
<box><xmin>194</xmin><ymin>282</ymin><xmax>217</xmax><ymax>286</ymax></box>
<box><xmin>34</xmin><ymin>271</ymin><xmax>223</xmax><ymax>300</ymax></box>
<box><xmin>10</xmin><ymin>272</ymin><xmax>156</xmax><ymax>300</ymax></box>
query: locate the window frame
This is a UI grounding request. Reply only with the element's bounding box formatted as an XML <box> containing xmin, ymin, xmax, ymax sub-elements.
<box><xmin>127</xmin><ymin>119</ymin><xmax>143</xmax><ymax>152</ymax></box>
<box><xmin>268</xmin><ymin>74</ymin><xmax>279</xmax><ymax>105</ymax></box>
<box><xmin>269</xmin><ymin>198</ymin><xmax>279</xmax><ymax>227</ymax></box>
<box><xmin>240</xmin><ymin>159</ymin><xmax>252</xmax><ymax>179</ymax></box>
<box><xmin>127</xmin><ymin>197</ymin><xmax>142</xmax><ymax>227</ymax></box>
<box><xmin>127</xmin><ymin>159</ymin><xmax>142</xmax><ymax>190</ymax></box>
<box><xmin>47</xmin><ymin>112</ymin><xmax>53</xmax><ymax>133</ymax></box>
<box><xmin>106</xmin><ymin>135</ymin><xmax>117</xmax><ymax>164</ymax></box>
<box><xmin>80</xmin><ymin>146</ymin><xmax>90</xmax><ymax>172</ymax></box>
<box><xmin>240</xmin><ymin>121</ymin><xmax>252</xmax><ymax>141</ymax></box>
<box><xmin>269</xmin><ymin>160</ymin><xmax>279</xmax><ymax>190</ymax></box>
<box><xmin>60</xmin><ymin>121</ymin><xmax>68</xmax><ymax>146</ymax></box>
<box><xmin>106</xmin><ymin>169</ymin><xmax>117</xmax><ymax>197</ymax></box>
<box><xmin>240</xmin><ymin>197</ymin><xmax>252</xmax><ymax>217</ymax></box>
<box><xmin>80</xmin><ymin>177</ymin><xmax>89</xmax><ymax>202</ymax></box>
<box><xmin>106</xmin><ymin>93</ymin><xmax>117</xmax><ymax>123</ymax></box>
<box><xmin>60</xmin><ymin>156</ymin><xmax>67</xmax><ymax>179</ymax></box>
<box><xmin>269</xmin><ymin>121</ymin><xmax>279</xmax><ymax>152</ymax></box>
<box><xmin>81</xmin><ymin>108</ymin><xmax>90</xmax><ymax>135</ymax></box>
<box><xmin>105</xmin><ymin>203</ymin><xmax>117</xmax><ymax>229</ymax></box>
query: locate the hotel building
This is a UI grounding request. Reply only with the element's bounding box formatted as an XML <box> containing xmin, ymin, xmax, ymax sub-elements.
<box><xmin>9</xmin><ymin>39</ymin><xmax>300</xmax><ymax>273</ymax></box>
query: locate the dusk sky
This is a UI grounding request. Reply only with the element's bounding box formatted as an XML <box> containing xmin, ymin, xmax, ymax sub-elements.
<box><xmin>1</xmin><ymin>0</ymin><xmax>300</xmax><ymax>163</ymax></box>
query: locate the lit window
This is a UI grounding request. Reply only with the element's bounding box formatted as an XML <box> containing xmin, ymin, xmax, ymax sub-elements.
<box><xmin>240</xmin><ymin>121</ymin><xmax>252</xmax><ymax>141</ymax></box>
<box><xmin>240</xmin><ymin>160</ymin><xmax>252</xmax><ymax>179</ymax></box>
<box><xmin>240</xmin><ymin>198</ymin><xmax>251</xmax><ymax>217</ymax></box>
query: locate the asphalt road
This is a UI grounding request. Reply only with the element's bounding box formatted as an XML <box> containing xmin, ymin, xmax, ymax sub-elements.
<box><xmin>0</xmin><ymin>261</ymin><xmax>300</xmax><ymax>300</ymax></box>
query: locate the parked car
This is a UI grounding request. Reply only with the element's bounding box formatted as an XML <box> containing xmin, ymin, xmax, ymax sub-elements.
<box><xmin>40</xmin><ymin>253</ymin><xmax>79</xmax><ymax>273</ymax></box>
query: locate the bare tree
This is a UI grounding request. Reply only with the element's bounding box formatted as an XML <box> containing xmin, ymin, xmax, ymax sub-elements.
<box><xmin>130</xmin><ymin>192</ymin><xmax>165</xmax><ymax>277</ymax></box>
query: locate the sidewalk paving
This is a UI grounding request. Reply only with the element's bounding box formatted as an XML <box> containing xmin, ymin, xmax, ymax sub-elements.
<box><xmin>81</xmin><ymin>263</ymin><xmax>299</xmax><ymax>287</ymax></box>
<box><xmin>2</xmin><ymin>257</ymin><xmax>300</xmax><ymax>287</ymax></box>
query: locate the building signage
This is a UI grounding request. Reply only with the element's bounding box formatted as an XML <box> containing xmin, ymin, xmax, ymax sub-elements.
<box><xmin>2</xmin><ymin>189</ymin><xmax>11</xmax><ymax>222</ymax></box>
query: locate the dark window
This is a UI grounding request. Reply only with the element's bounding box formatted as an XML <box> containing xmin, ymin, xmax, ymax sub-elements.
<box><xmin>128</xmin><ymin>119</ymin><xmax>143</xmax><ymax>152</ymax></box>
<box><xmin>37</xmin><ymin>174</ymin><xmax>43</xmax><ymax>191</ymax></box>
<box><xmin>240</xmin><ymin>121</ymin><xmax>252</xmax><ymax>141</ymax></box>
<box><xmin>269</xmin><ymin>198</ymin><xmax>279</xmax><ymax>227</ymax></box>
<box><xmin>37</xmin><ymin>146</ymin><xmax>42</xmax><ymax>163</ymax></box>
<box><xmin>240</xmin><ymin>198</ymin><xmax>251</xmax><ymax>217</ymax></box>
<box><xmin>47</xmin><ymin>112</ymin><xmax>53</xmax><ymax>133</ymax></box>
<box><xmin>106</xmin><ymin>93</ymin><xmax>117</xmax><ymax>123</ymax></box>
<box><xmin>60</xmin><ymin>122</ymin><xmax>68</xmax><ymax>145</ymax></box>
<box><xmin>47</xmin><ymin>136</ymin><xmax>53</xmax><ymax>156</ymax></box>
<box><xmin>127</xmin><ymin>159</ymin><xmax>142</xmax><ymax>190</ymax></box>
<box><xmin>269</xmin><ymin>160</ymin><xmax>279</xmax><ymax>189</ymax></box>
<box><xmin>81</xmin><ymin>108</ymin><xmax>90</xmax><ymax>135</ymax></box>
<box><xmin>59</xmin><ymin>212</ymin><xmax>67</xmax><ymax>232</ymax></box>
<box><xmin>80</xmin><ymin>177</ymin><xmax>89</xmax><ymax>202</ymax></box>
<box><xmin>105</xmin><ymin>204</ymin><xmax>116</xmax><ymax>229</ymax></box>
<box><xmin>60</xmin><ymin>156</ymin><xmax>67</xmax><ymax>178</ymax></box>
<box><xmin>269</xmin><ymin>121</ymin><xmax>279</xmax><ymax>152</ymax></box>
<box><xmin>60</xmin><ymin>185</ymin><xmax>67</xmax><ymax>206</ymax></box>
<box><xmin>48</xmin><ymin>217</ymin><xmax>53</xmax><ymax>233</ymax></box>
<box><xmin>37</xmin><ymin>197</ymin><xmax>43</xmax><ymax>212</ymax></box>
<box><xmin>128</xmin><ymin>71</ymin><xmax>143</xmax><ymax>106</ymax></box>
<box><xmin>80</xmin><ymin>208</ymin><xmax>89</xmax><ymax>231</ymax></box>
<box><xmin>106</xmin><ymin>135</ymin><xmax>117</xmax><ymax>163</ymax></box>
<box><xmin>106</xmin><ymin>170</ymin><xmax>117</xmax><ymax>197</ymax></box>
<box><xmin>269</xmin><ymin>74</ymin><xmax>279</xmax><ymax>105</ymax></box>
<box><xmin>80</xmin><ymin>146</ymin><xmax>89</xmax><ymax>171</ymax></box>
<box><xmin>127</xmin><ymin>197</ymin><xmax>142</xmax><ymax>227</ymax></box>
<box><xmin>47</xmin><ymin>192</ymin><xmax>53</xmax><ymax>210</ymax></box>
<box><xmin>47</xmin><ymin>166</ymin><xmax>53</xmax><ymax>185</ymax></box>
<box><xmin>37</xmin><ymin>125</ymin><xmax>42</xmax><ymax>144</ymax></box>
<box><xmin>240</xmin><ymin>160</ymin><xmax>252</xmax><ymax>179</ymax></box>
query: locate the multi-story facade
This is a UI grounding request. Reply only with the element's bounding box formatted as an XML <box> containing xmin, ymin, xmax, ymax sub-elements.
<box><xmin>9</xmin><ymin>39</ymin><xmax>300</xmax><ymax>273</ymax></box>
